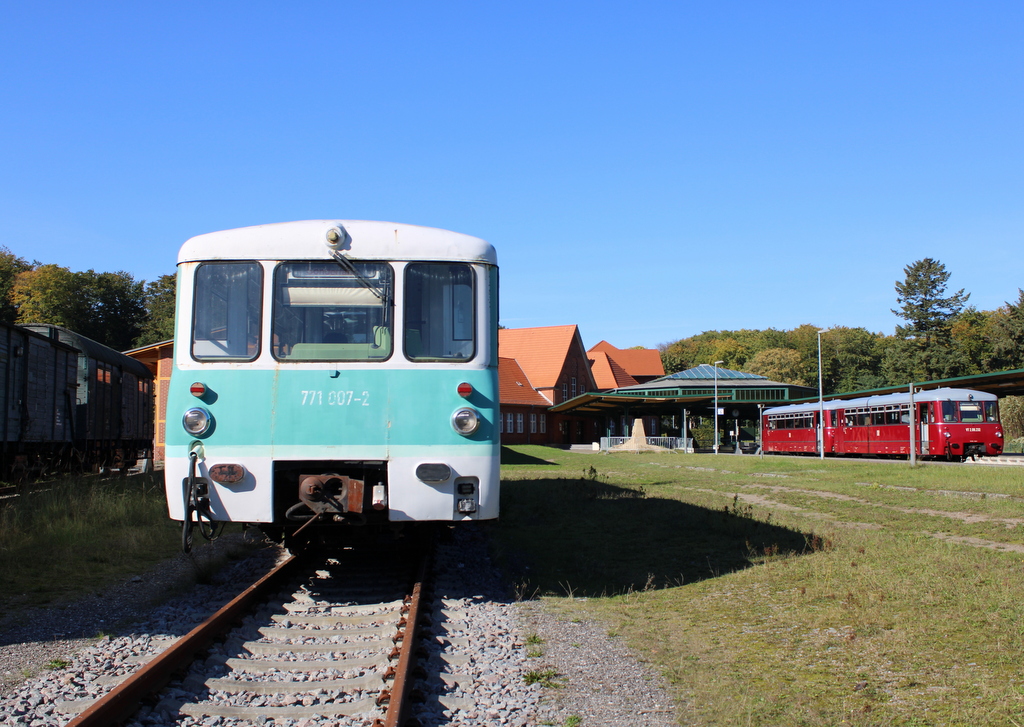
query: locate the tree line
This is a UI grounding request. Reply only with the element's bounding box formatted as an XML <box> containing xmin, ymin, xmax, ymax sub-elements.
<box><xmin>659</xmin><ymin>258</ymin><xmax>1024</xmax><ymax>394</ymax></box>
<box><xmin>0</xmin><ymin>247</ymin><xmax>175</xmax><ymax>351</ymax></box>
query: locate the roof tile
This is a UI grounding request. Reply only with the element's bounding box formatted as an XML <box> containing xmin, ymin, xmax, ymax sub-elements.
<box><xmin>498</xmin><ymin>357</ymin><xmax>551</xmax><ymax>405</ymax></box>
<box><xmin>499</xmin><ymin>325</ymin><xmax>580</xmax><ymax>390</ymax></box>
<box><xmin>588</xmin><ymin>340</ymin><xmax>665</xmax><ymax>379</ymax></box>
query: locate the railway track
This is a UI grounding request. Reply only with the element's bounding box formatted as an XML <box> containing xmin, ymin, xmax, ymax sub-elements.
<box><xmin>63</xmin><ymin>539</ymin><xmax>429</xmax><ymax>727</ymax></box>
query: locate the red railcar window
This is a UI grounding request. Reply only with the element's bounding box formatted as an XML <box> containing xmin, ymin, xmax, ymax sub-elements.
<box><xmin>959</xmin><ymin>402</ymin><xmax>985</xmax><ymax>423</ymax></box>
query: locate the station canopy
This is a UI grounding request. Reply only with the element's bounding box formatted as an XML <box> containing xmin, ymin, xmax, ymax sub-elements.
<box><xmin>549</xmin><ymin>365</ymin><xmax>815</xmax><ymax>415</ymax></box>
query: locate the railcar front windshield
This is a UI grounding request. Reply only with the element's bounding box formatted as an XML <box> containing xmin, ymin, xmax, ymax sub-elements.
<box><xmin>937</xmin><ymin>399</ymin><xmax>1000</xmax><ymax>423</ymax></box>
<box><xmin>272</xmin><ymin>262</ymin><xmax>393</xmax><ymax>361</ymax></box>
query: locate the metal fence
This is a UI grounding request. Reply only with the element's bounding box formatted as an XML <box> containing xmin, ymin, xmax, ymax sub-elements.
<box><xmin>599</xmin><ymin>436</ymin><xmax>692</xmax><ymax>452</ymax></box>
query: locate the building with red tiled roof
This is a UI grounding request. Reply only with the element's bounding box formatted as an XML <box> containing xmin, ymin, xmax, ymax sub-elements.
<box><xmin>588</xmin><ymin>340</ymin><xmax>665</xmax><ymax>384</ymax></box>
<box><xmin>588</xmin><ymin>350</ymin><xmax>638</xmax><ymax>390</ymax></box>
<box><xmin>498</xmin><ymin>325</ymin><xmax>602</xmax><ymax>445</ymax></box>
<box><xmin>497</xmin><ymin>357</ymin><xmax>552</xmax><ymax>444</ymax></box>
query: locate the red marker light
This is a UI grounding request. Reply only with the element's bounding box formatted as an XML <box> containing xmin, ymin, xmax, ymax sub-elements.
<box><xmin>457</xmin><ymin>382</ymin><xmax>473</xmax><ymax>398</ymax></box>
<box><xmin>190</xmin><ymin>382</ymin><xmax>207</xmax><ymax>398</ymax></box>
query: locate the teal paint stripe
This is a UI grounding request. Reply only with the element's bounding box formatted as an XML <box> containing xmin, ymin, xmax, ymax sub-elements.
<box><xmin>166</xmin><ymin>367</ymin><xmax>498</xmax><ymax>448</ymax></box>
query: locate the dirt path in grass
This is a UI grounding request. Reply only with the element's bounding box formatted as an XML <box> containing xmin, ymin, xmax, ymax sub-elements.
<box><xmin>685</xmin><ymin>483</ymin><xmax>1024</xmax><ymax>554</ymax></box>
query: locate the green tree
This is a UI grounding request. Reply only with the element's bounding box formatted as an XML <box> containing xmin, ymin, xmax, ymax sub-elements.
<box><xmin>990</xmin><ymin>289</ymin><xmax>1024</xmax><ymax>370</ymax></box>
<box><xmin>786</xmin><ymin>324</ymin><xmax>824</xmax><ymax>383</ymax></box>
<box><xmin>13</xmin><ymin>264</ymin><xmax>87</xmax><ymax>329</ymax></box>
<box><xmin>820</xmin><ymin>327</ymin><xmax>886</xmax><ymax>394</ymax></box>
<box><xmin>134</xmin><ymin>273</ymin><xmax>177</xmax><ymax>347</ymax></box>
<box><xmin>949</xmin><ymin>307</ymin><xmax>996</xmax><ymax>375</ymax></box>
<box><xmin>887</xmin><ymin>258</ymin><xmax>969</xmax><ymax>382</ymax></box>
<box><xmin>745</xmin><ymin>347</ymin><xmax>808</xmax><ymax>385</ymax></box>
<box><xmin>0</xmin><ymin>247</ymin><xmax>32</xmax><ymax>324</ymax></box>
<box><xmin>85</xmin><ymin>270</ymin><xmax>147</xmax><ymax>351</ymax></box>
<box><xmin>14</xmin><ymin>266</ymin><xmax>146</xmax><ymax>350</ymax></box>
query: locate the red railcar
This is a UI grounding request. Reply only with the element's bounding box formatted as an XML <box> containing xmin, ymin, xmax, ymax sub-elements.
<box><xmin>762</xmin><ymin>388</ymin><xmax>1003</xmax><ymax>460</ymax></box>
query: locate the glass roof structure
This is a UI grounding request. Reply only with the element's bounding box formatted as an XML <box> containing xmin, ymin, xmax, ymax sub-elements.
<box><xmin>657</xmin><ymin>364</ymin><xmax>767</xmax><ymax>381</ymax></box>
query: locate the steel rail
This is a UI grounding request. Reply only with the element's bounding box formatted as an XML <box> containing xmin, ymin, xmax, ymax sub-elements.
<box><xmin>385</xmin><ymin>555</ymin><xmax>429</xmax><ymax>727</ymax></box>
<box><xmin>65</xmin><ymin>552</ymin><xmax>300</xmax><ymax>727</ymax></box>
<box><xmin>375</xmin><ymin>548</ymin><xmax>430</xmax><ymax>727</ymax></box>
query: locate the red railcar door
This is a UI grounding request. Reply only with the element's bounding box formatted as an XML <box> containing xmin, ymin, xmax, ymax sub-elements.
<box><xmin>918</xmin><ymin>402</ymin><xmax>931</xmax><ymax>455</ymax></box>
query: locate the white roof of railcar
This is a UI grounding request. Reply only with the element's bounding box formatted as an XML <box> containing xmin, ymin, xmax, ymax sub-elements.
<box><xmin>178</xmin><ymin>220</ymin><xmax>496</xmax><ymax>265</ymax></box>
<box><xmin>764</xmin><ymin>387</ymin><xmax>997</xmax><ymax>416</ymax></box>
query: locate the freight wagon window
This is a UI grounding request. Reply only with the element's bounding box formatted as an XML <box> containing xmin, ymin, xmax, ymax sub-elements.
<box><xmin>404</xmin><ymin>263</ymin><xmax>475</xmax><ymax>361</ymax></box>
<box><xmin>272</xmin><ymin>262</ymin><xmax>393</xmax><ymax>361</ymax></box>
<box><xmin>192</xmin><ymin>262</ymin><xmax>262</xmax><ymax>360</ymax></box>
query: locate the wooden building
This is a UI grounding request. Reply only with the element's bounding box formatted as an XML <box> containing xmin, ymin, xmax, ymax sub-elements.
<box><xmin>123</xmin><ymin>339</ymin><xmax>173</xmax><ymax>467</ymax></box>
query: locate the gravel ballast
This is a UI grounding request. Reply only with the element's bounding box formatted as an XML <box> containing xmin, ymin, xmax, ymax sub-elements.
<box><xmin>0</xmin><ymin>526</ymin><xmax>683</xmax><ymax>726</ymax></box>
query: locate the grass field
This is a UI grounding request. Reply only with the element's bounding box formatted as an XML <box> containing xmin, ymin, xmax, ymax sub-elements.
<box><xmin>493</xmin><ymin>446</ymin><xmax>1024</xmax><ymax>726</ymax></box>
<box><xmin>5</xmin><ymin>452</ymin><xmax>1024</xmax><ymax>724</ymax></box>
<box><xmin>0</xmin><ymin>473</ymin><xmax>243</xmax><ymax>618</ymax></box>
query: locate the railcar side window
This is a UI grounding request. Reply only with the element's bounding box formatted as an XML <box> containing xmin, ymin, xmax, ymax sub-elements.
<box><xmin>272</xmin><ymin>262</ymin><xmax>393</xmax><ymax>361</ymax></box>
<box><xmin>984</xmin><ymin>401</ymin><xmax>999</xmax><ymax>422</ymax></box>
<box><xmin>404</xmin><ymin>263</ymin><xmax>475</xmax><ymax>361</ymax></box>
<box><xmin>192</xmin><ymin>262</ymin><xmax>262</xmax><ymax>360</ymax></box>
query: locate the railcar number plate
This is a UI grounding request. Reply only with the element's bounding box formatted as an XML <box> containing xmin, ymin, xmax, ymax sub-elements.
<box><xmin>301</xmin><ymin>390</ymin><xmax>370</xmax><ymax>406</ymax></box>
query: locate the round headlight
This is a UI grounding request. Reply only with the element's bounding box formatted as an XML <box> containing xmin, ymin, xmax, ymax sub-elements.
<box><xmin>452</xmin><ymin>407</ymin><xmax>480</xmax><ymax>436</ymax></box>
<box><xmin>183</xmin><ymin>407</ymin><xmax>212</xmax><ymax>436</ymax></box>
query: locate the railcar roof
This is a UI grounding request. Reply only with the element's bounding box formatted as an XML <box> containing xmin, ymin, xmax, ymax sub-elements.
<box><xmin>177</xmin><ymin>220</ymin><xmax>496</xmax><ymax>265</ymax></box>
<box><xmin>764</xmin><ymin>387</ymin><xmax>997</xmax><ymax>416</ymax></box>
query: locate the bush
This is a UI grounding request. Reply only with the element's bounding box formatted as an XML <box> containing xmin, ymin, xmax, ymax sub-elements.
<box><xmin>1004</xmin><ymin>437</ymin><xmax>1024</xmax><ymax>454</ymax></box>
<box><xmin>691</xmin><ymin>419</ymin><xmax>715</xmax><ymax>449</ymax></box>
<box><xmin>1001</xmin><ymin>396</ymin><xmax>1024</xmax><ymax>441</ymax></box>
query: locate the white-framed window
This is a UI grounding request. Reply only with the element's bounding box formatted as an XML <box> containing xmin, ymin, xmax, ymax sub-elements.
<box><xmin>506</xmin><ymin>412</ymin><xmax>513</xmax><ymax>433</ymax></box>
<box><xmin>540</xmin><ymin>414</ymin><xmax>547</xmax><ymax>433</ymax></box>
<box><xmin>530</xmin><ymin>413</ymin><xmax>537</xmax><ymax>433</ymax></box>
<box><xmin>571</xmin><ymin>377</ymin><xmax>577</xmax><ymax>397</ymax></box>
<box><xmin>562</xmin><ymin>382</ymin><xmax>568</xmax><ymax>401</ymax></box>
<box><xmin>516</xmin><ymin>413</ymin><xmax>524</xmax><ymax>433</ymax></box>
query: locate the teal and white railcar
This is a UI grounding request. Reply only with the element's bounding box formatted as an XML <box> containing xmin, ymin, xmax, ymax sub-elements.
<box><xmin>165</xmin><ymin>220</ymin><xmax>499</xmax><ymax>550</ymax></box>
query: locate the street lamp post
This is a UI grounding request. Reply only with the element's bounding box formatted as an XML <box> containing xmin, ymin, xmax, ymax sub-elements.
<box><xmin>713</xmin><ymin>360</ymin><xmax>724</xmax><ymax>455</ymax></box>
<box><xmin>817</xmin><ymin>329</ymin><xmax>826</xmax><ymax>459</ymax></box>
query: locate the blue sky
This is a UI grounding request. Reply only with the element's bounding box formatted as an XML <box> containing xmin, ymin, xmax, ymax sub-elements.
<box><xmin>2</xmin><ymin>1</ymin><xmax>1021</xmax><ymax>350</ymax></box>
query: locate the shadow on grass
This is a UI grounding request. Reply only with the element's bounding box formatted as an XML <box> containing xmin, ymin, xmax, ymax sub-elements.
<box><xmin>500</xmin><ymin>446</ymin><xmax>558</xmax><ymax>465</ymax></box>
<box><xmin>493</xmin><ymin>477</ymin><xmax>816</xmax><ymax>598</ymax></box>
